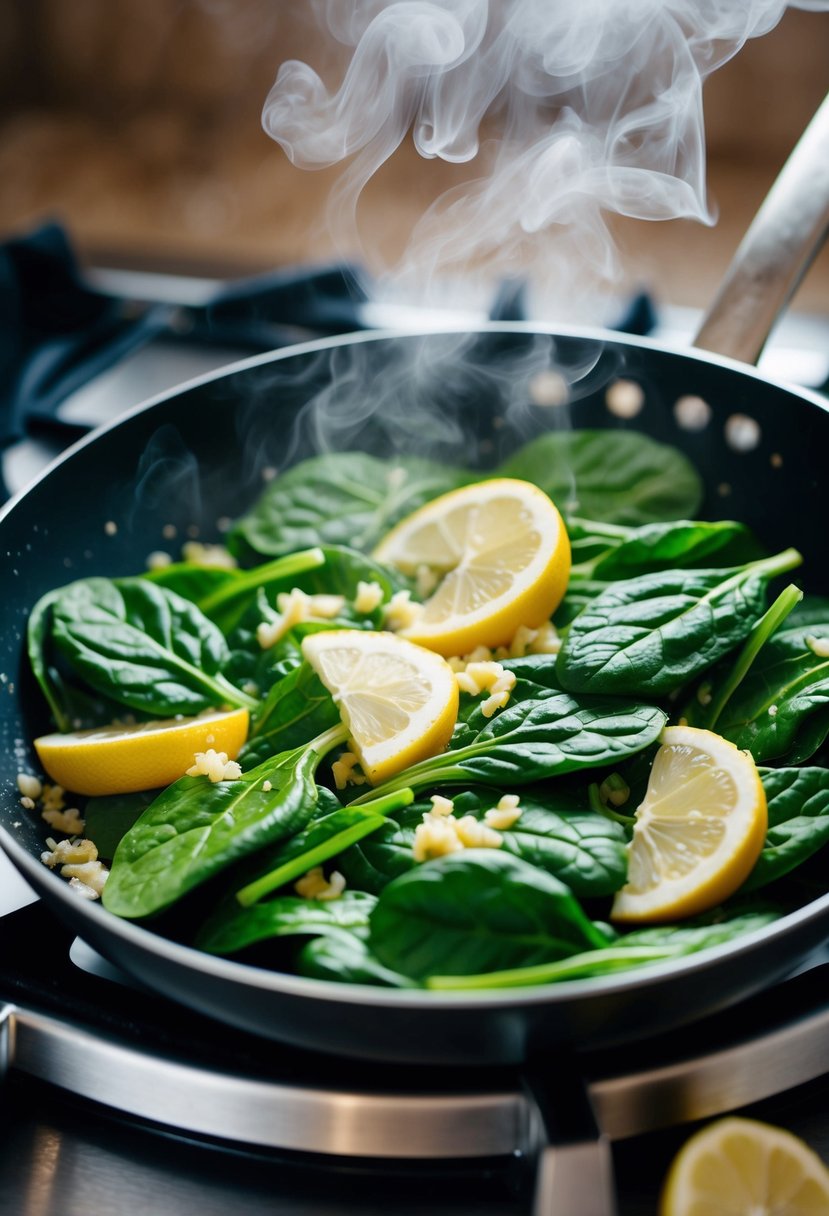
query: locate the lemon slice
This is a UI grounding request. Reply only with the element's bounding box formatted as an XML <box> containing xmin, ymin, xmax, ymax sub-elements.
<box><xmin>34</xmin><ymin>707</ymin><xmax>250</xmax><ymax>797</ymax></box>
<box><xmin>611</xmin><ymin>725</ymin><xmax>767</xmax><ymax>923</ymax></box>
<box><xmin>660</xmin><ymin>1117</ymin><xmax>829</xmax><ymax>1216</ymax></box>
<box><xmin>373</xmin><ymin>478</ymin><xmax>570</xmax><ymax>657</ymax></box>
<box><xmin>301</xmin><ymin>629</ymin><xmax>458</xmax><ymax>785</ymax></box>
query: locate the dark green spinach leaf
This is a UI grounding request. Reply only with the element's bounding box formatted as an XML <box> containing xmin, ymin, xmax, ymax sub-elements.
<box><xmin>742</xmin><ymin>768</ymin><xmax>829</xmax><ymax>892</ymax></box>
<box><xmin>499</xmin><ymin>430</ymin><xmax>703</xmax><ymax>525</ymax></box>
<box><xmin>354</xmin><ymin>655</ymin><xmax>666</xmax><ymax>800</ymax></box>
<box><xmin>51</xmin><ymin>578</ymin><xmax>256</xmax><ymax>717</ymax></box>
<box><xmin>103</xmin><ymin>726</ymin><xmax>347</xmax><ymax>919</ymax></box>
<box><xmin>297</xmin><ymin>932</ymin><xmax>416</xmax><ymax>987</ymax></box>
<box><xmin>368</xmin><ymin>850</ymin><xmax>611</xmax><ymax>980</ymax></box>
<box><xmin>339</xmin><ymin>787</ymin><xmax>626</xmax><ymax>897</ymax></box>
<box><xmin>242</xmin><ymin>661</ymin><xmax>341</xmax><ymax>766</ymax></box>
<box><xmin>701</xmin><ymin>617</ymin><xmax>829</xmax><ymax>764</ymax></box>
<box><xmin>426</xmin><ymin>910</ymin><xmax>779</xmax><ymax>989</ymax></box>
<box><xmin>228</xmin><ymin>453</ymin><xmax>471</xmax><ymax>560</ymax></box>
<box><xmin>83</xmin><ymin>790</ymin><xmax>157</xmax><ymax>861</ymax></box>
<box><xmin>585</xmin><ymin>519</ymin><xmax>759</xmax><ymax>580</ymax></box>
<box><xmin>556</xmin><ymin>550</ymin><xmax>801</xmax><ymax>697</ymax></box>
<box><xmin>196</xmin><ymin>891</ymin><xmax>377</xmax><ymax>956</ymax></box>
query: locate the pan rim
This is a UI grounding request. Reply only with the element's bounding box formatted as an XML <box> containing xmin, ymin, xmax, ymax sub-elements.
<box><xmin>2</xmin><ymin>319</ymin><xmax>828</xmax><ymax>530</ymax></box>
<box><xmin>3</xmin><ymin>321</ymin><xmax>828</xmax><ymax>1015</ymax></box>
<box><xmin>3</xmin><ymin>817</ymin><xmax>828</xmax><ymax>1012</ymax></box>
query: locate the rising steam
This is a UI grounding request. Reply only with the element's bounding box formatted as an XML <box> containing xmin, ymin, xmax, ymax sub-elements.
<box><xmin>263</xmin><ymin>0</ymin><xmax>825</xmax><ymax>311</ymax></box>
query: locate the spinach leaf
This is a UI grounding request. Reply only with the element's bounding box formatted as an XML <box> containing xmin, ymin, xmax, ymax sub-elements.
<box><xmin>83</xmin><ymin>791</ymin><xmax>157</xmax><ymax>861</ymax></box>
<box><xmin>369</xmin><ymin>850</ymin><xmax>611</xmax><ymax>980</ymax></box>
<box><xmin>586</xmin><ymin>519</ymin><xmax>759</xmax><ymax>580</ymax></box>
<box><xmin>27</xmin><ymin>589</ymin><xmax>70</xmax><ymax>731</ymax></box>
<box><xmin>103</xmin><ymin>724</ymin><xmax>347</xmax><ymax>919</ymax></box>
<box><xmin>353</xmin><ymin>655</ymin><xmax>666</xmax><ymax>800</ymax></box>
<box><xmin>556</xmin><ymin>550</ymin><xmax>801</xmax><ymax>697</ymax></box>
<box><xmin>339</xmin><ymin>787</ymin><xmax>626</xmax><ymax>897</ymax></box>
<box><xmin>50</xmin><ymin>578</ymin><xmax>256</xmax><ymax>717</ymax></box>
<box><xmin>228</xmin><ymin>453</ymin><xmax>471</xmax><ymax>561</ymax></box>
<box><xmin>234</xmin><ymin>790</ymin><xmax>410</xmax><ymax>907</ymax></box>
<box><xmin>196</xmin><ymin>891</ymin><xmax>377</xmax><ymax>956</ymax></box>
<box><xmin>242</xmin><ymin>661</ymin><xmax>341</xmax><ymax>766</ymax></box>
<box><xmin>426</xmin><ymin>910</ymin><xmax>779</xmax><ymax>990</ymax></box>
<box><xmin>701</xmin><ymin>617</ymin><xmax>829</xmax><ymax>764</ymax></box>
<box><xmin>742</xmin><ymin>768</ymin><xmax>829</xmax><ymax>892</ymax></box>
<box><xmin>297</xmin><ymin>933</ymin><xmax>416</xmax><ymax>987</ymax></box>
<box><xmin>498</xmin><ymin>431</ymin><xmax>703</xmax><ymax>525</ymax></box>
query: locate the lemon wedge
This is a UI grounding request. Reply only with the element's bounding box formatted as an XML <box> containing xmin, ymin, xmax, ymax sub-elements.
<box><xmin>301</xmin><ymin>629</ymin><xmax>458</xmax><ymax>785</ymax></box>
<box><xmin>373</xmin><ymin>478</ymin><xmax>570</xmax><ymax>657</ymax></box>
<box><xmin>34</xmin><ymin>707</ymin><xmax>249</xmax><ymax>796</ymax></box>
<box><xmin>611</xmin><ymin>725</ymin><xmax>767</xmax><ymax>923</ymax></box>
<box><xmin>660</xmin><ymin>1117</ymin><xmax>829</xmax><ymax>1216</ymax></box>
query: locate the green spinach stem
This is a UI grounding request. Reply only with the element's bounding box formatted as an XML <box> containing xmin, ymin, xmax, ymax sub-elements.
<box><xmin>213</xmin><ymin>671</ymin><xmax>260</xmax><ymax>712</ymax></box>
<box><xmin>426</xmin><ymin>944</ymin><xmax>686</xmax><ymax>990</ymax></box>
<box><xmin>200</xmin><ymin>548</ymin><xmax>326</xmax><ymax>614</ymax></box>
<box><xmin>235</xmin><ymin>786</ymin><xmax>413</xmax><ymax>906</ymax></box>
<box><xmin>706</xmin><ymin>583</ymin><xmax>803</xmax><ymax>730</ymax></box>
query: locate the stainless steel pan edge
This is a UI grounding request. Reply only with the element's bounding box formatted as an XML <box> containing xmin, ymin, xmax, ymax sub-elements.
<box><xmin>1</xmin><ymin>322</ymin><xmax>828</xmax><ymax>1064</ymax></box>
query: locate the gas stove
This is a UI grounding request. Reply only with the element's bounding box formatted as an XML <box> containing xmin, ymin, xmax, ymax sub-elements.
<box><xmin>1</xmin><ymin>252</ymin><xmax>828</xmax><ymax>1215</ymax></box>
<box><xmin>0</xmin><ymin>898</ymin><xmax>828</xmax><ymax>1216</ymax></box>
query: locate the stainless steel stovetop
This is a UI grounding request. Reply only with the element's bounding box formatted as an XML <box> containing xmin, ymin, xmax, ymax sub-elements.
<box><xmin>2</xmin><ymin>271</ymin><xmax>828</xmax><ymax>1215</ymax></box>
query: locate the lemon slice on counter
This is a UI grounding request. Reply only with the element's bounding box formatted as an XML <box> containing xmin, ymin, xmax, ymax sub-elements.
<box><xmin>34</xmin><ymin>707</ymin><xmax>249</xmax><ymax>796</ymax></box>
<box><xmin>660</xmin><ymin>1117</ymin><xmax>829</xmax><ymax>1216</ymax></box>
<box><xmin>301</xmin><ymin>630</ymin><xmax>458</xmax><ymax>785</ymax></box>
<box><xmin>372</xmin><ymin>478</ymin><xmax>570</xmax><ymax>657</ymax></box>
<box><xmin>610</xmin><ymin>725</ymin><xmax>767</xmax><ymax>924</ymax></box>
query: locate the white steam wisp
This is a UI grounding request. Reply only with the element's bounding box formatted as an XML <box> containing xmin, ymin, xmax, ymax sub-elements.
<box><xmin>263</xmin><ymin>0</ymin><xmax>827</xmax><ymax>311</ymax></box>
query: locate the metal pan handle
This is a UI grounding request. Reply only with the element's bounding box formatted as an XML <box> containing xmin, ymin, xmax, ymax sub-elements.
<box><xmin>693</xmin><ymin>90</ymin><xmax>829</xmax><ymax>366</ymax></box>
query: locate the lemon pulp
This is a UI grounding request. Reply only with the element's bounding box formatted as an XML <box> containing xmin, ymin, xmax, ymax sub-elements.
<box><xmin>373</xmin><ymin>478</ymin><xmax>570</xmax><ymax>657</ymax></box>
<box><xmin>301</xmin><ymin>629</ymin><xmax>458</xmax><ymax>785</ymax></box>
<box><xmin>611</xmin><ymin>726</ymin><xmax>767</xmax><ymax>923</ymax></box>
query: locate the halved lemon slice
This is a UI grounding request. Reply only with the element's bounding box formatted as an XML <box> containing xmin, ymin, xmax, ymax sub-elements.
<box><xmin>34</xmin><ymin>707</ymin><xmax>249</xmax><ymax>797</ymax></box>
<box><xmin>301</xmin><ymin>629</ymin><xmax>458</xmax><ymax>785</ymax></box>
<box><xmin>373</xmin><ymin>478</ymin><xmax>570</xmax><ymax>657</ymax></box>
<box><xmin>611</xmin><ymin>725</ymin><xmax>767</xmax><ymax>923</ymax></box>
<box><xmin>660</xmin><ymin>1117</ymin><xmax>829</xmax><ymax>1216</ymax></box>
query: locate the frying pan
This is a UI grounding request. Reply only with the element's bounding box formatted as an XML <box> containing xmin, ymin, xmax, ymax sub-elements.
<box><xmin>1</xmin><ymin>99</ymin><xmax>828</xmax><ymax>1067</ymax></box>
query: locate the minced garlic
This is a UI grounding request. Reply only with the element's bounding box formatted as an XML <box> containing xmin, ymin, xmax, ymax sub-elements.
<box><xmin>42</xmin><ymin>806</ymin><xmax>86</xmax><ymax>835</ymax></box>
<box><xmin>382</xmin><ymin>590</ymin><xmax>423</xmax><ymax>632</ymax></box>
<box><xmin>61</xmin><ymin>860</ymin><xmax>109</xmax><ymax>897</ymax></box>
<box><xmin>428</xmin><ymin>794</ymin><xmax>455</xmax><ymax>818</ymax></box>
<box><xmin>452</xmin><ymin>660</ymin><xmax>517</xmax><ymax>718</ymax></box>
<box><xmin>17</xmin><ymin>773</ymin><xmax>42</xmax><ymax>801</ymax></box>
<box><xmin>186</xmin><ymin>749</ymin><xmax>242</xmax><ymax>782</ymax></box>
<box><xmin>40</xmin><ymin>784</ymin><xmax>66</xmax><ymax>814</ymax></box>
<box><xmin>448</xmin><ymin>623</ymin><xmax>561</xmax><ymax>671</ymax></box>
<box><xmin>331</xmin><ymin>751</ymin><xmax>367</xmax><ymax>790</ymax></box>
<box><xmin>413</xmin><ymin>797</ymin><xmax>511</xmax><ymax>862</ymax></box>
<box><xmin>294</xmin><ymin>866</ymin><xmax>346</xmax><ymax>901</ymax></box>
<box><xmin>413</xmin><ymin>815</ymin><xmax>464</xmax><ymax>862</ymax></box>
<box><xmin>353</xmin><ymin>580</ymin><xmax>384</xmax><ymax>614</ymax></box>
<box><xmin>181</xmin><ymin>541</ymin><xmax>238</xmax><ymax>569</ymax></box>
<box><xmin>41</xmin><ymin>837</ymin><xmax>98</xmax><ymax>868</ymax></box>
<box><xmin>454</xmin><ymin>815</ymin><xmax>504</xmax><ymax>849</ymax></box>
<box><xmin>257</xmin><ymin>588</ymin><xmax>346</xmax><ymax>650</ymax></box>
<box><xmin>485</xmin><ymin>795</ymin><xmax>523</xmax><ymax>830</ymax></box>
